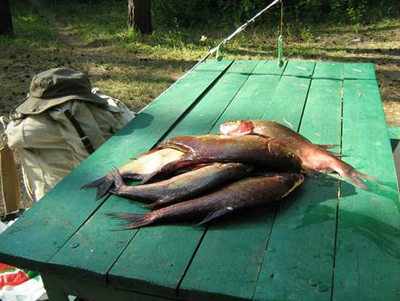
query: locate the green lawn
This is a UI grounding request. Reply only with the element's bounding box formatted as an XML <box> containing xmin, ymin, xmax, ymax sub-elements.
<box><xmin>1</xmin><ymin>0</ymin><xmax>399</xmax><ymax>117</ymax></box>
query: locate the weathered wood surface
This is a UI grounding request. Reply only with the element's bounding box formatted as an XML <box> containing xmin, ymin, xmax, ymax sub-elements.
<box><xmin>0</xmin><ymin>60</ymin><xmax>398</xmax><ymax>300</ymax></box>
<box><xmin>0</xmin><ymin>59</ymin><xmax>233</xmax><ymax>271</ymax></box>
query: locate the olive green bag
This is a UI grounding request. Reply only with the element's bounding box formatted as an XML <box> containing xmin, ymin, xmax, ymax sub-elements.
<box><xmin>1</xmin><ymin>68</ymin><xmax>134</xmax><ymax>214</ymax></box>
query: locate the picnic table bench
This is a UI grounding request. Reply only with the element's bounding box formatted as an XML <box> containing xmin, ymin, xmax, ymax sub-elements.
<box><xmin>0</xmin><ymin>59</ymin><xmax>399</xmax><ymax>300</ymax></box>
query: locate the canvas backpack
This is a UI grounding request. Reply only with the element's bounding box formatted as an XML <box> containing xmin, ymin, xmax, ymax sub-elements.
<box><xmin>0</xmin><ymin>68</ymin><xmax>134</xmax><ymax>215</ymax></box>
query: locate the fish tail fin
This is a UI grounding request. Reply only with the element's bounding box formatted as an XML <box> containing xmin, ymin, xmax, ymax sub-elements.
<box><xmin>106</xmin><ymin>212</ymin><xmax>153</xmax><ymax>230</ymax></box>
<box><xmin>339</xmin><ymin>164</ymin><xmax>379</xmax><ymax>190</ymax></box>
<box><xmin>81</xmin><ymin>174</ymin><xmax>114</xmax><ymax>199</ymax></box>
<box><xmin>110</xmin><ymin>169</ymin><xmax>125</xmax><ymax>192</ymax></box>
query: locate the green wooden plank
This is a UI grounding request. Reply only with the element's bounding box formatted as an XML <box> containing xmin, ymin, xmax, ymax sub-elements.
<box><xmin>41</xmin><ymin>273</ymin><xmax>174</xmax><ymax>301</ymax></box>
<box><xmin>0</xmin><ymin>59</ymin><xmax>232</xmax><ymax>272</ymax></box>
<box><xmin>166</xmin><ymin>60</ymin><xmax>261</xmax><ymax>138</ymax></box>
<box><xmin>178</xmin><ymin>61</ymin><xmax>290</xmax><ymax>300</ymax></box>
<box><xmin>46</xmin><ymin>60</ymin><xmax>257</xmax><ymax>286</ymax></box>
<box><xmin>179</xmin><ymin>61</ymin><xmax>316</xmax><ymax>300</ymax></box>
<box><xmin>344</xmin><ymin>62</ymin><xmax>376</xmax><ymax>79</ymax></box>
<box><xmin>333</xmin><ymin>65</ymin><xmax>400</xmax><ymax>300</ymax></box>
<box><xmin>210</xmin><ymin>60</ymin><xmax>288</xmax><ymax>126</ymax></box>
<box><xmin>107</xmin><ymin>60</ymin><xmax>260</xmax><ymax>298</ymax></box>
<box><xmin>258</xmin><ymin>61</ymin><xmax>316</xmax><ymax>126</ymax></box>
<box><xmin>283</xmin><ymin>60</ymin><xmax>315</xmax><ymax>77</ymax></box>
<box><xmin>253</xmin><ymin>62</ymin><xmax>344</xmax><ymax>300</ymax></box>
<box><xmin>313</xmin><ymin>62</ymin><xmax>343</xmax><ymax>80</ymax></box>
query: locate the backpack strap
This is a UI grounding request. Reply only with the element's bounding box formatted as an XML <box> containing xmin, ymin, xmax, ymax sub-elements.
<box><xmin>63</xmin><ymin>109</ymin><xmax>95</xmax><ymax>154</ymax></box>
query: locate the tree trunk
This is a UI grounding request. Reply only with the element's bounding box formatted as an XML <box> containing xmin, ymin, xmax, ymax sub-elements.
<box><xmin>128</xmin><ymin>0</ymin><xmax>152</xmax><ymax>35</ymax></box>
<box><xmin>0</xmin><ymin>0</ymin><xmax>13</xmax><ymax>36</ymax></box>
<box><xmin>322</xmin><ymin>0</ymin><xmax>331</xmax><ymax>12</ymax></box>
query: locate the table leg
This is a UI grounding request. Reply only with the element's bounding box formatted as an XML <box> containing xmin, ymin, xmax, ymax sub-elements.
<box><xmin>41</xmin><ymin>273</ymin><xmax>69</xmax><ymax>301</ymax></box>
<box><xmin>39</xmin><ymin>272</ymin><xmax>174</xmax><ymax>301</ymax></box>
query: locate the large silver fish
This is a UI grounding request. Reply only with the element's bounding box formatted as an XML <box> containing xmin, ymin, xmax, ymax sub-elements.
<box><xmin>141</xmin><ymin>134</ymin><xmax>302</xmax><ymax>183</ymax></box>
<box><xmin>220</xmin><ymin>119</ymin><xmax>377</xmax><ymax>189</ymax></box>
<box><xmin>107</xmin><ymin>172</ymin><xmax>305</xmax><ymax>230</ymax></box>
<box><xmin>110</xmin><ymin>163</ymin><xmax>253</xmax><ymax>208</ymax></box>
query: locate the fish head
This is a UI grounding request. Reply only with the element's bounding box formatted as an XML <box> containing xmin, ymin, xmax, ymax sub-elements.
<box><xmin>220</xmin><ymin>120</ymin><xmax>254</xmax><ymax>136</ymax></box>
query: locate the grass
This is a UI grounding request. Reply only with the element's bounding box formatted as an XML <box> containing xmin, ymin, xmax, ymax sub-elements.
<box><xmin>0</xmin><ymin>1</ymin><xmax>62</xmax><ymax>49</ymax></box>
<box><xmin>0</xmin><ymin>0</ymin><xmax>399</xmax><ymax>117</ymax></box>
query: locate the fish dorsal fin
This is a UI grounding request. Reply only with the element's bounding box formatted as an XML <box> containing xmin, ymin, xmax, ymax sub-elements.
<box><xmin>197</xmin><ymin>207</ymin><xmax>234</xmax><ymax>226</ymax></box>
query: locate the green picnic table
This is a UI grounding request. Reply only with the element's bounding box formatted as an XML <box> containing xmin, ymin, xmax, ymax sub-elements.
<box><xmin>0</xmin><ymin>60</ymin><xmax>399</xmax><ymax>300</ymax></box>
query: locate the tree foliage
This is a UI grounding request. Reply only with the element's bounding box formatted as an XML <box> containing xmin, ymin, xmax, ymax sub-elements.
<box><xmin>152</xmin><ymin>0</ymin><xmax>399</xmax><ymax>27</ymax></box>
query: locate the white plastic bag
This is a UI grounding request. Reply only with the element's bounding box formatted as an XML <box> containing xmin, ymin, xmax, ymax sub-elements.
<box><xmin>0</xmin><ymin>222</ymin><xmax>47</xmax><ymax>301</ymax></box>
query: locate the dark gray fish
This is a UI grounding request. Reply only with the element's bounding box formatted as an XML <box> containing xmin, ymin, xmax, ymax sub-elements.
<box><xmin>107</xmin><ymin>173</ymin><xmax>305</xmax><ymax>230</ymax></box>
<box><xmin>141</xmin><ymin>134</ymin><xmax>302</xmax><ymax>183</ymax></box>
<box><xmin>110</xmin><ymin>163</ymin><xmax>253</xmax><ymax>208</ymax></box>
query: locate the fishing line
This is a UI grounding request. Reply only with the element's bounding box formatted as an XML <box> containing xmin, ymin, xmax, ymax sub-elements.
<box><xmin>190</xmin><ymin>0</ymin><xmax>282</xmax><ymax>71</ymax></box>
<box><xmin>137</xmin><ymin>0</ymin><xmax>282</xmax><ymax>114</ymax></box>
<box><xmin>277</xmin><ymin>0</ymin><xmax>285</xmax><ymax>67</ymax></box>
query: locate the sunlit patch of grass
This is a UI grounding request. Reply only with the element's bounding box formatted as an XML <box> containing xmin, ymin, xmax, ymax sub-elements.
<box><xmin>0</xmin><ymin>0</ymin><xmax>62</xmax><ymax>49</ymax></box>
<box><xmin>1</xmin><ymin>0</ymin><xmax>399</xmax><ymax>116</ymax></box>
<box><xmin>76</xmin><ymin>59</ymin><xmax>194</xmax><ymax>112</ymax></box>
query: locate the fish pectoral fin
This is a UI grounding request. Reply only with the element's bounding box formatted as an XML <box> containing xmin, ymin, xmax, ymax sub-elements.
<box><xmin>139</xmin><ymin>171</ymin><xmax>159</xmax><ymax>184</ymax></box>
<box><xmin>317</xmin><ymin>144</ymin><xmax>339</xmax><ymax>150</ymax></box>
<box><xmin>331</xmin><ymin>152</ymin><xmax>348</xmax><ymax>158</ymax></box>
<box><xmin>148</xmin><ymin>196</ymin><xmax>176</xmax><ymax>209</ymax></box>
<box><xmin>322</xmin><ymin>149</ymin><xmax>348</xmax><ymax>158</ymax></box>
<box><xmin>197</xmin><ymin>207</ymin><xmax>234</xmax><ymax>226</ymax></box>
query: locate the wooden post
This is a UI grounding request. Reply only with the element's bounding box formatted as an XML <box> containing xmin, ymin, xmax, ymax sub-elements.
<box><xmin>127</xmin><ymin>0</ymin><xmax>152</xmax><ymax>35</ymax></box>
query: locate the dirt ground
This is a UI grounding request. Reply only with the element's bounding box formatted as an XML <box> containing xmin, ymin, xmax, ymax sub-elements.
<box><xmin>1</xmin><ymin>2</ymin><xmax>399</xmax><ymax>123</ymax></box>
<box><xmin>0</xmin><ymin>3</ymin><xmax>399</xmax><ymax>215</ymax></box>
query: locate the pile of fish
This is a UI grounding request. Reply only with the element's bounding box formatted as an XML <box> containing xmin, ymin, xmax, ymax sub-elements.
<box><xmin>83</xmin><ymin>119</ymin><xmax>377</xmax><ymax>230</ymax></box>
